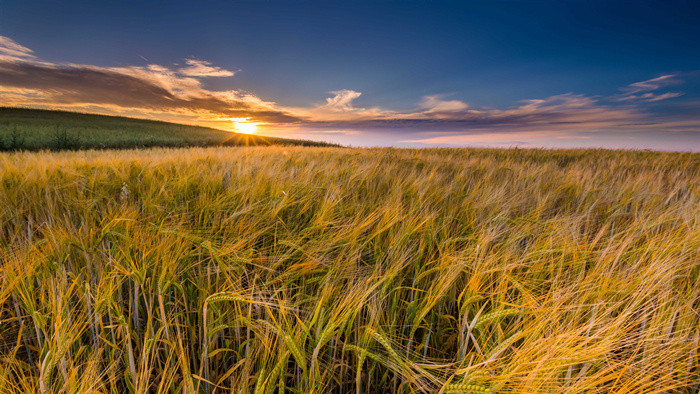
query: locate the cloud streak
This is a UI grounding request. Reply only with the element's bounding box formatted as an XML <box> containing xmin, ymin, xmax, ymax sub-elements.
<box><xmin>625</xmin><ymin>74</ymin><xmax>679</xmax><ymax>94</ymax></box>
<box><xmin>613</xmin><ymin>74</ymin><xmax>684</xmax><ymax>103</ymax></box>
<box><xmin>178</xmin><ymin>59</ymin><xmax>235</xmax><ymax>77</ymax></box>
<box><xmin>0</xmin><ymin>36</ymin><xmax>35</xmax><ymax>61</ymax></box>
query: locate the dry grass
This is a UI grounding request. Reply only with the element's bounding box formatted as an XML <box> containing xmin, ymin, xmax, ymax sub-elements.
<box><xmin>0</xmin><ymin>146</ymin><xmax>698</xmax><ymax>393</ymax></box>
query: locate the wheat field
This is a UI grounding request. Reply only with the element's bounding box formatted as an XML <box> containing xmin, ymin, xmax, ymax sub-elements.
<box><xmin>0</xmin><ymin>147</ymin><xmax>698</xmax><ymax>393</ymax></box>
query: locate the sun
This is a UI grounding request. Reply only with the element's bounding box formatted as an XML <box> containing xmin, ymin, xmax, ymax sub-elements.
<box><xmin>230</xmin><ymin>118</ymin><xmax>258</xmax><ymax>134</ymax></box>
<box><xmin>235</xmin><ymin>121</ymin><xmax>257</xmax><ymax>134</ymax></box>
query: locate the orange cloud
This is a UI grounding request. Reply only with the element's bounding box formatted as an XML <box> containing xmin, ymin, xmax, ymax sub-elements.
<box><xmin>178</xmin><ymin>59</ymin><xmax>236</xmax><ymax>77</ymax></box>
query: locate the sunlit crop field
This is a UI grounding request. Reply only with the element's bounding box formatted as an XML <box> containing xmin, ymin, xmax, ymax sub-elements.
<box><xmin>0</xmin><ymin>108</ymin><xmax>331</xmax><ymax>151</ymax></box>
<box><xmin>1</xmin><ymin>147</ymin><xmax>698</xmax><ymax>393</ymax></box>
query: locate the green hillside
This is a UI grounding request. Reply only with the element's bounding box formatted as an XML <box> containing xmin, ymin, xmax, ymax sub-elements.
<box><xmin>0</xmin><ymin>107</ymin><xmax>331</xmax><ymax>150</ymax></box>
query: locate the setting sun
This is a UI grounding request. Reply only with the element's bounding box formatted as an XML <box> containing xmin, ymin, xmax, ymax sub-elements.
<box><xmin>231</xmin><ymin>118</ymin><xmax>258</xmax><ymax>134</ymax></box>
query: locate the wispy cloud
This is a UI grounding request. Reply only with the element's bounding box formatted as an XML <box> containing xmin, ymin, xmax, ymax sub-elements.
<box><xmin>322</xmin><ymin>90</ymin><xmax>362</xmax><ymax>111</ymax></box>
<box><xmin>616</xmin><ymin>92</ymin><xmax>684</xmax><ymax>102</ymax></box>
<box><xmin>613</xmin><ymin>74</ymin><xmax>684</xmax><ymax>102</ymax></box>
<box><xmin>178</xmin><ymin>59</ymin><xmax>235</xmax><ymax>77</ymax></box>
<box><xmin>625</xmin><ymin>74</ymin><xmax>679</xmax><ymax>94</ymax></box>
<box><xmin>415</xmin><ymin>95</ymin><xmax>470</xmax><ymax>118</ymax></box>
<box><xmin>0</xmin><ymin>36</ymin><xmax>36</xmax><ymax>62</ymax></box>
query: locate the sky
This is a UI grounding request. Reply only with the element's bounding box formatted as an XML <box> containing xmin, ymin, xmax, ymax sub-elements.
<box><xmin>0</xmin><ymin>0</ymin><xmax>699</xmax><ymax>150</ymax></box>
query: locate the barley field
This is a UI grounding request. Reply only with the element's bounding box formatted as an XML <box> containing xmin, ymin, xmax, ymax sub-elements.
<box><xmin>0</xmin><ymin>146</ymin><xmax>698</xmax><ymax>393</ymax></box>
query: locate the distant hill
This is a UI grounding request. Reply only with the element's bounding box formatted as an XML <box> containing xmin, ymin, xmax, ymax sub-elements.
<box><xmin>0</xmin><ymin>107</ymin><xmax>332</xmax><ymax>150</ymax></box>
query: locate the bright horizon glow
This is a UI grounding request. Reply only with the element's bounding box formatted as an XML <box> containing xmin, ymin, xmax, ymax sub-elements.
<box><xmin>231</xmin><ymin>118</ymin><xmax>258</xmax><ymax>134</ymax></box>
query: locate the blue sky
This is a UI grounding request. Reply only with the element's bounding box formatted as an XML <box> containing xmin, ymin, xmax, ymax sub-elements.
<box><xmin>1</xmin><ymin>0</ymin><xmax>698</xmax><ymax>149</ymax></box>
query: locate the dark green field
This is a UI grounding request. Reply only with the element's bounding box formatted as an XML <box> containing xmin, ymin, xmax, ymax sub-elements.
<box><xmin>0</xmin><ymin>107</ymin><xmax>331</xmax><ymax>150</ymax></box>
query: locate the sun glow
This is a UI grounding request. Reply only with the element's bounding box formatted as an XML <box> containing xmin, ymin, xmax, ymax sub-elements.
<box><xmin>230</xmin><ymin>118</ymin><xmax>258</xmax><ymax>134</ymax></box>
